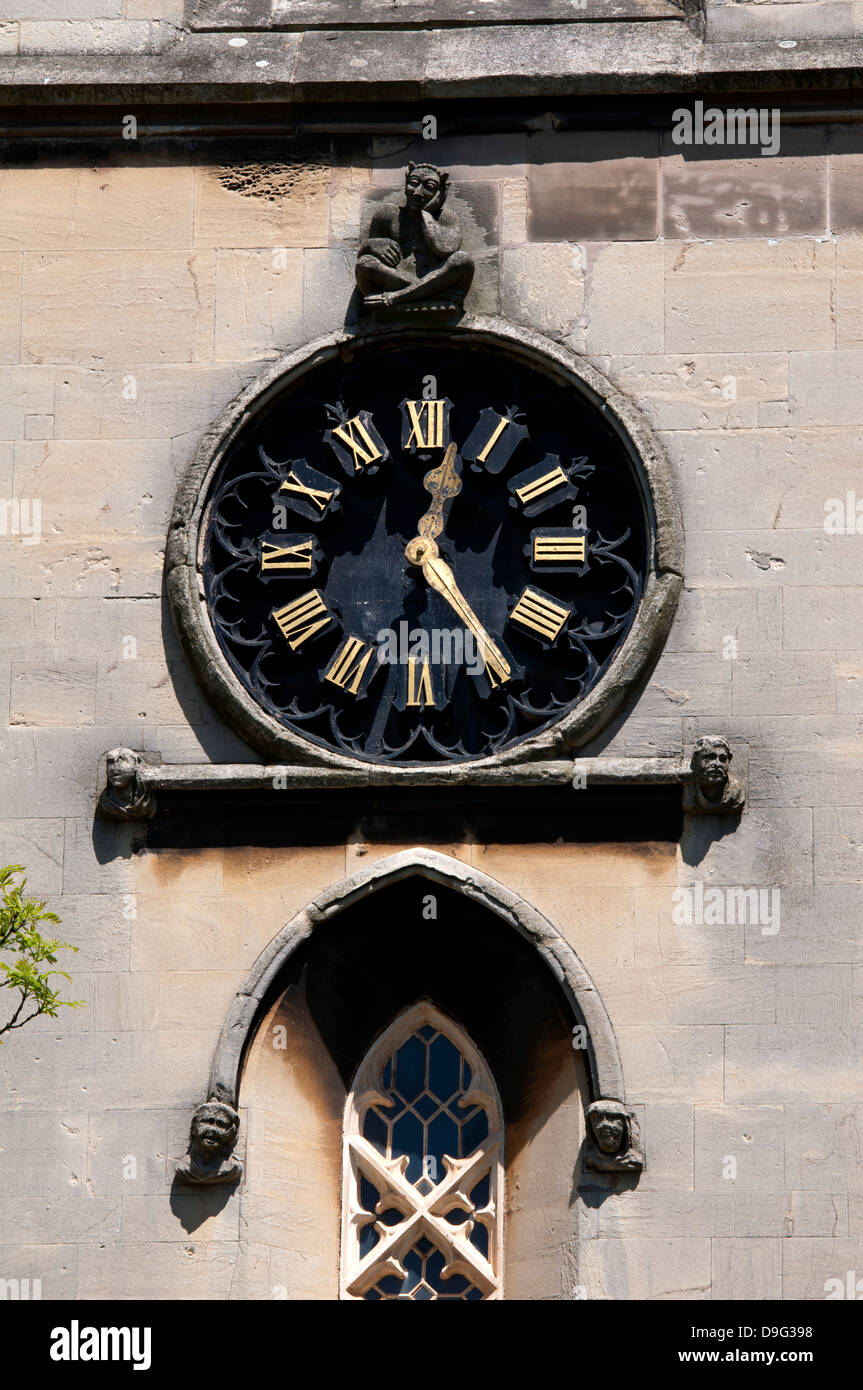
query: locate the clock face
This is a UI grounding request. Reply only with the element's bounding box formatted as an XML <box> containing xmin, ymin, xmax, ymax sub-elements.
<box><xmin>200</xmin><ymin>337</ymin><xmax>648</xmax><ymax>765</ymax></box>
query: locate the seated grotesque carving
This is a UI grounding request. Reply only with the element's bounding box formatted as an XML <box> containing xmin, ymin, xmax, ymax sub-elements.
<box><xmin>583</xmin><ymin>1099</ymin><xmax>644</xmax><ymax>1173</ymax></box>
<box><xmin>355</xmin><ymin>162</ymin><xmax>474</xmax><ymax>314</ymax></box>
<box><xmin>176</xmin><ymin>1097</ymin><xmax>243</xmax><ymax>1186</ymax></box>
<box><xmin>683</xmin><ymin>735</ymin><xmax>745</xmax><ymax>815</ymax></box>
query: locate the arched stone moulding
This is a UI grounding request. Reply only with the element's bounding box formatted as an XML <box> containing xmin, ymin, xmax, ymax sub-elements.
<box><xmin>167</xmin><ymin>316</ymin><xmax>684</xmax><ymax>770</ymax></box>
<box><xmin>207</xmin><ymin>847</ymin><xmax>626</xmax><ymax>1108</ymax></box>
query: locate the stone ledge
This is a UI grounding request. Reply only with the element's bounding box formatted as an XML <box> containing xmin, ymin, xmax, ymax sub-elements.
<box><xmin>95</xmin><ymin>745</ymin><xmax>747</xmax><ymax>814</ymax></box>
<box><xmin>0</xmin><ymin>27</ymin><xmax>861</xmax><ymax>104</ymax></box>
<box><xmin>188</xmin><ymin>0</ymin><xmax>686</xmax><ymax>30</ymax></box>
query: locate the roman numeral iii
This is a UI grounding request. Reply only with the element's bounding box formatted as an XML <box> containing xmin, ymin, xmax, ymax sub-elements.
<box><xmin>532</xmin><ymin>534</ymin><xmax>586</xmax><ymax>565</ymax></box>
<box><xmin>509</xmin><ymin>587</ymin><xmax>571</xmax><ymax>644</ymax></box>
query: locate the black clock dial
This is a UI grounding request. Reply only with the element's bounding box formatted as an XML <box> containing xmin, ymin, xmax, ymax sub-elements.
<box><xmin>201</xmin><ymin>339</ymin><xmax>648</xmax><ymax>765</ymax></box>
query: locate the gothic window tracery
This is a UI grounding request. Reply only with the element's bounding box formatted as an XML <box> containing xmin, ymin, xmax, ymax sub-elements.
<box><xmin>340</xmin><ymin>1002</ymin><xmax>503</xmax><ymax>1300</ymax></box>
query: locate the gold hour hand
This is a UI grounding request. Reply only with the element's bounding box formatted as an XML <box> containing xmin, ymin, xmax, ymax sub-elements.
<box><xmin>405</xmin><ymin>535</ymin><xmax>511</xmax><ymax>686</ymax></box>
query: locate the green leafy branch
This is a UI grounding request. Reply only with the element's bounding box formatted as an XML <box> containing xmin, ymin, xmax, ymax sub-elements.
<box><xmin>0</xmin><ymin>864</ymin><xmax>84</xmax><ymax>1041</ymax></box>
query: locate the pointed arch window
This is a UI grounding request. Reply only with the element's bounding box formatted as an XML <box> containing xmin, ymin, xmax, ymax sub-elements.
<box><xmin>340</xmin><ymin>1003</ymin><xmax>503</xmax><ymax>1300</ymax></box>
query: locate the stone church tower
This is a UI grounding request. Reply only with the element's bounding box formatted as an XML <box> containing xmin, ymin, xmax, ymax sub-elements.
<box><xmin>0</xmin><ymin>0</ymin><xmax>860</xmax><ymax>1303</ymax></box>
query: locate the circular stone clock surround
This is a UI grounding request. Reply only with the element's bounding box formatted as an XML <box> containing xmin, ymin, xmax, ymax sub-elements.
<box><xmin>166</xmin><ymin>317</ymin><xmax>683</xmax><ymax>772</ymax></box>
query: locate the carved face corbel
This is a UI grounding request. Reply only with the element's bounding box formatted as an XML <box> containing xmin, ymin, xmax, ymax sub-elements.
<box><xmin>583</xmin><ymin>1100</ymin><xmax>644</xmax><ymax>1174</ymax></box>
<box><xmin>175</xmin><ymin>1097</ymin><xmax>243</xmax><ymax>1187</ymax></box>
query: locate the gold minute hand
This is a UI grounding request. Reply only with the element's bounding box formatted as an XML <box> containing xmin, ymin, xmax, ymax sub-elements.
<box><xmin>405</xmin><ymin>535</ymin><xmax>511</xmax><ymax>685</ymax></box>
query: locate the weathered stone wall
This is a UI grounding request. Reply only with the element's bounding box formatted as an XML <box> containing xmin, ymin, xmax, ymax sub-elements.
<box><xmin>0</xmin><ymin>122</ymin><xmax>861</xmax><ymax>1300</ymax></box>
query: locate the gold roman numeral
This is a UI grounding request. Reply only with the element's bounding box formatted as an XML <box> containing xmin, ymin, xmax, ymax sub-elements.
<box><xmin>261</xmin><ymin>538</ymin><xmax>314</xmax><ymax>572</ymax></box>
<box><xmin>279</xmin><ymin>471</ymin><xmax>335</xmax><ymax>513</ymax></box>
<box><xmin>405</xmin><ymin>400</ymin><xmax>446</xmax><ymax>451</ymax></box>
<box><xmin>272</xmin><ymin>590</ymin><xmax>331</xmax><ymax>650</ymax></box>
<box><xmin>330</xmin><ymin>414</ymin><xmax>383</xmax><ymax>472</ymax></box>
<box><xmin>325</xmin><ymin>636</ymin><xmax>375</xmax><ymax>695</ymax></box>
<box><xmin>533</xmin><ymin>534</ymin><xmax>586</xmax><ymax>564</ymax></box>
<box><xmin>515</xmin><ymin>466</ymin><xmax>569</xmax><ymax>507</ymax></box>
<box><xmin>510</xmin><ymin>588</ymin><xmax>571</xmax><ymax>643</ymax></box>
<box><xmin>406</xmin><ymin>657</ymin><xmax>435</xmax><ymax>708</ymax></box>
<box><xmin>476</xmin><ymin>415</ymin><xmax>509</xmax><ymax>464</ymax></box>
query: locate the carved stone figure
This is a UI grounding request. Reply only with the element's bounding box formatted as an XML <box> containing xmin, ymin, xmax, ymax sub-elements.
<box><xmin>98</xmin><ymin>747</ymin><xmax>156</xmax><ymax>821</ymax></box>
<box><xmin>583</xmin><ymin>1100</ymin><xmax>644</xmax><ymax>1173</ymax></box>
<box><xmin>175</xmin><ymin>1098</ymin><xmax>243</xmax><ymax>1186</ymax></box>
<box><xmin>355</xmin><ymin>162</ymin><xmax>474</xmax><ymax>314</ymax></box>
<box><xmin>683</xmin><ymin>735</ymin><xmax>745</xmax><ymax>815</ymax></box>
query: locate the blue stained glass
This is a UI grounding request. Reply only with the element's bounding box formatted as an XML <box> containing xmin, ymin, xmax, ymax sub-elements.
<box><xmin>470</xmin><ymin>1222</ymin><xmax>489</xmax><ymax>1259</ymax></box>
<box><xmin>428</xmin><ymin>1033</ymin><xmax>461</xmax><ymax>1102</ymax></box>
<box><xmin>413</xmin><ymin>1092</ymin><xmax>439</xmax><ymax>1120</ymax></box>
<box><xmin>418</xmin><ymin>1025</ymin><xmax>436</xmax><ymax>1041</ymax></box>
<box><xmin>359</xmin><ymin>1175</ymin><xmax>380</xmax><ymax>1213</ymax></box>
<box><xmin>363</xmin><ymin>1106</ymin><xmax>388</xmax><ymax>1154</ymax></box>
<box><xmin>359</xmin><ymin>1222</ymin><xmax>380</xmax><ymax>1257</ymax></box>
<box><xmin>444</xmin><ymin>1207</ymin><xmax>472</xmax><ymax>1225</ymax></box>
<box><xmin>382</xmin><ymin>1059</ymin><xmax>392</xmax><ymax>1089</ymax></box>
<box><xmin>401</xmin><ymin>1247</ymin><xmax>423</xmax><ymax>1293</ymax></box>
<box><xmin>427</xmin><ymin>1111</ymin><xmax>458</xmax><ymax>1177</ymax></box>
<box><xmin>461</xmin><ymin>1108</ymin><xmax>489</xmax><ymax>1156</ymax></box>
<box><xmin>394</xmin><ymin>1034</ymin><xmax>426</xmax><ymax>1102</ymax></box>
<box><xmin>470</xmin><ymin>1174</ymin><xmax>490</xmax><ymax>1209</ymax></box>
<box><xmin>392</xmin><ymin>1111</ymin><xmax>424</xmax><ymax>1183</ymax></box>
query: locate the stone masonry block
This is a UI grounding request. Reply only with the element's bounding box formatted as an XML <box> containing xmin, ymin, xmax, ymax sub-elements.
<box><xmin>0</xmin><ymin>253</ymin><xmax>22</xmax><ymax>364</ymax></box>
<box><xmin>501</xmin><ymin>243</ymin><xmax>584</xmax><ymax>340</ymax></box>
<box><xmin>528</xmin><ymin>130</ymin><xmax>660</xmax><ymax>242</ymax></box>
<box><xmin>0</xmin><ymin>818</ymin><xmax>64</xmax><ymax>895</ymax></box>
<box><xmin>709</xmin><ymin>1238</ymin><xmax>781</xmax><ymax>1300</ymax></box>
<box><xmin>662</xmin><ymin>128</ymin><xmax>827</xmax><ymax>240</ymax></box>
<box><xmin>784</xmin><ymin>1104</ymin><xmax>863</xmax><ymax>1192</ymax></box>
<box><xmin>576</xmin><ymin>1235</ymin><xmax>711</xmax><ymax>1300</ymax></box>
<box><xmin>586</xmin><ymin>242</ymin><xmax>664</xmax><ymax>355</ymax></box>
<box><xmin>0</xmin><ymin>1111</ymin><xmax>88</xmax><ymax>1198</ymax></box>
<box><xmin>87</xmin><ymin>1109</ymin><xmax>170</xmax><ymax>1197</ymax></box>
<box><xmin>608</xmin><ymin>353</ymin><xmax>787</xmax><ymax>431</ymax></box>
<box><xmin>0</xmin><ymin>159</ymin><xmax>192</xmax><ymax>253</ymax></box>
<box><xmin>10</xmin><ymin>664</ymin><xmax>97</xmax><ymax>727</ymax></box>
<box><xmin>693</xmin><ymin>1105</ymin><xmax>784</xmax><ymax>1193</ymax></box>
<box><xmin>21</xmin><ymin>252</ymin><xmax>215</xmax><ymax>366</ymax></box>
<box><xmin>726</xmin><ymin>1026</ymin><xmax>863</xmax><ymax>1104</ymax></box>
<box><xmin>665</xmin><ymin>240</ymin><xmax>834</xmax><ymax>353</ymax></box>
<box><xmin>214</xmin><ymin>248</ymin><xmax>304</xmax><ymax>359</ymax></box>
<box><xmin>781</xmin><ymin>1238</ymin><xmax>863</xmax><ymax>1299</ymax></box>
<box><xmin>193</xmin><ymin>156</ymin><xmax>330</xmax><ymax>250</ymax></box>
<box><xmin>617</xmin><ymin>1026</ymin><xmax>724</xmax><ymax>1103</ymax></box>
